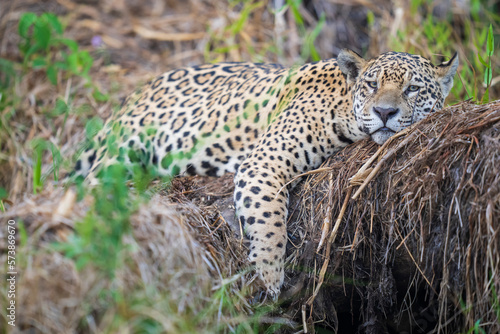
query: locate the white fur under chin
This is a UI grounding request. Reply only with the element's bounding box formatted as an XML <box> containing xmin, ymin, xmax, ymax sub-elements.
<box><xmin>371</xmin><ymin>130</ymin><xmax>395</xmax><ymax>145</ymax></box>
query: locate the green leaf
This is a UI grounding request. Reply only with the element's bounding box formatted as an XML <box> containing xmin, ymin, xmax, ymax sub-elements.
<box><xmin>213</xmin><ymin>45</ymin><xmax>237</xmax><ymax>54</ymax></box>
<box><xmin>75</xmin><ymin>255</ymin><xmax>90</xmax><ymax>270</ymax></box>
<box><xmin>77</xmin><ymin>51</ymin><xmax>93</xmax><ymax>75</ymax></box>
<box><xmin>470</xmin><ymin>0</ymin><xmax>481</xmax><ymax>20</ymax></box>
<box><xmin>93</xmin><ymin>88</ymin><xmax>109</xmax><ymax>102</ymax></box>
<box><xmin>23</xmin><ymin>43</ymin><xmax>42</xmax><ymax>61</ymax></box>
<box><xmin>47</xmin><ymin>65</ymin><xmax>58</xmax><ymax>85</ymax></box>
<box><xmin>52</xmin><ymin>98</ymin><xmax>69</xmax><ymax>116</ymax></box>
<box><xmin>477</xmin><ymin>53</ymin><xmax>489</xmax><ymax>68</ymax></box>
<box><xmin>49</xmin><ymin>142</ymin><xmax>62</xmax><ymax>182</ymax></box>
<box><xmin>487</xmin><ymin>24</ymin><xmax>494</xmax><ymax>55</ymax></box>
<box><xmin>85</xmin><ymin>117</ymin><xmax>104</xmax><ymax>140</ymax></box>
<box><xmin>55</xmin><ymin>38</ymin><xmax>79</xmax><ymax>52</ymax></box>
<box><xmin>482</xmin><ymin>88</ymin><xmax>489</xmax><ymax>104</ymax></box>
<box><xmin>66</xmin><ymin>52</ymin><xmax>79</xmax><ymax>74</ymax></box>
<box><xmin>18</xmin><ymin>12</ymin><xmax>38</xmax><ymax>38</ymax></box>
<box><xmin>33</xmin><ymin>20</ymin><xmax>51</xmax><ymax>50</ymax></box>
<box><xmin>230</xmin><ymin>1</ymin><xmax>263</xmax><ymax>34</ymax></box>
<box><xmin>307</xmin><ymin>12</ymin><xmax>325</xmax><ymax>62</ymax></box>
<box><xmin>477</xmin><ymin>26</ymin><xmax>488</xmax><ymax>46</ymax></box>
<box><xmin>31</xmin><ymin>56</ymin><xmax>47</xmax><ymax>68</ymax></box>
<box><xmin>366</xmin><ymin>10</ymin><xmax>375</xmax><ymax>27</ymax></box>
<box><xmin>423</xmin><ymin>17</ymin><xmax>434</xmax><ymax>41</ymax></box>
<box><xmin>0</xmin><ymin>187</ymin><xmax>7</xmax><ymax>200</ymax></box>
<box><xmin>53</xmin><ymin>60</ymin><xmax>68</xmax><ymax>71</ymax></box>
<box><xmin>484</xmin><ymin>67</ymin><xmax>492</xmax><ymax>86</ymax></box>
<box><xmin>0</xmin><ymin>58</ymin><xmax>16</xmax><ymax>88</ymax></box>
<box><xmin>31</xmin><ymin>138</ymin><xmax>46</xmax><ymax>194</ymax></box>
<box><xmin>41</xmin><ymin>13</ymin><xmax>63</xmax><ymax>35</ymax></box>
<box><xmin>286</xmin><ymin>0</ymin><xmax>304</xmax><ymax>26</ymax></box>
<box><xmin>67</xmin><ymin>51</ymin><xmax>93</xmax><ymax>76</ymax></box>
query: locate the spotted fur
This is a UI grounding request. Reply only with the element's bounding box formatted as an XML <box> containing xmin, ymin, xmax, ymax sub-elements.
<box><xmin>75</xmin><ymin>50</ymin><xmax>458</xmax><ymax>296</ymax></box>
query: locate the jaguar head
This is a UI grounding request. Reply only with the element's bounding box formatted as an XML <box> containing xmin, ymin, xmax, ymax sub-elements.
<box><xmin>338</xmin><ymin>50</ymin><xmax>459</xmax><ymax>145</ymax></box>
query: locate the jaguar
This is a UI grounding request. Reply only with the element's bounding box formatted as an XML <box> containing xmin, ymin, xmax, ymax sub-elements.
<box><xmin>74</xmin><ymin>49</ymin><xmax>458</xmax><ymax>296</ymax></box>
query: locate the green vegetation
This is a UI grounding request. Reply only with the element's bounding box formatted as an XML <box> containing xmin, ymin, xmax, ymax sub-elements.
<box><xmin>31</xmin><ymin>138</ymin><xmax>62</xmax><ymax>193</ymax></box>
<box><xmin>18</xmin><ymin>13</ymin><xmax>91</xmax><ymax>84</ymax></box>
<box><xmin>17</xmin><ymin>12</ymin><xmax>108</xmax><ymax>100</ymax></box>
<box><xmin>205</xmin><ymin>0</ymin><xmax>325</xmax><ymax>63</ymax></box>
<box><xmin>386</xmin><ymin>0</ymin><xmax>498</xmax><ymax>103</ymax></box>
<box><xmin>54</xmin><ymin>165</ymin><xmax>135</xmax><ymax>275</ymax></box>
<box><xmin>0</xmin><ymin>12</ymin><xmax>108</xmax><ymax>200</ymax></box>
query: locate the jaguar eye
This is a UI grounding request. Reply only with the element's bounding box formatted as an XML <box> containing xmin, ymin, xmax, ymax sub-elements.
<box><xmin>406</xmin><ymin>85</ymin><xmax>420</xmax><ymax>93</ymax></box>
<box><xmin>367</xmin><ymin>81</ymin><xmax>377</xmax><ymax>89</ymax></box>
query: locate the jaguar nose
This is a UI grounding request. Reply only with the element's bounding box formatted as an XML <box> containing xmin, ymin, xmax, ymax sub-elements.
<box><xmin>373</xmin><ymin>107</ymin><xmax>399</xmax><ymax>125</ymax></box>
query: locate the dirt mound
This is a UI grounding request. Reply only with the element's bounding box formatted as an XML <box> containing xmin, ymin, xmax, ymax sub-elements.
<box><xmin>284</xmin><ymin>100</ymin><xmax>500</xmax><ymax>333</ymax></box>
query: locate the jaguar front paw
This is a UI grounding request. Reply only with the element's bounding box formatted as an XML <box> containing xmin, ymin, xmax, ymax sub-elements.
<box><xmin>252</xmin><ymin>257</ymin><xmax>284</xmax><ymax>299</ymax></box>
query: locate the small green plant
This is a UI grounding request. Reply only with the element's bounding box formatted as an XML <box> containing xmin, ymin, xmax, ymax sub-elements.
<box><xmin>205</xmin><ymin>0</ymin><xmax>325</xmax><ymax>64</ymax></box>
<box><xmin>54</xmin><ymin>164</ymin><xmax>136</xmax><ymax>276</ymax></box>
<box><xmin>30</xmin><ymin>138</ymin><xmax>62</xmax><ymax>194</ymax></box>
<box><xmin>477</xmin><ymin>24</ymin><xmax>495</xmax><ymax>103</ymax></box>
<box><xmin>465</xmin><ymin>320</ymin><xmax>487</xmax><ymax>334</ymax></box>
<box><xmin>0</xmin><ymin>12</ymin><xmax>112</xmax><ymax>195</ymax></box>
<box><xmin>17</xmin><ymin>12</ymin><xmax>108</xmax><ymax>101</ymax></box>
<box><xmin>56</xmin><ymin>122</ymin><xmax>157</xmax><ymax>274</ymax></box>
<box><xmin>204</xmin><ymin>0</ymin><xmax>266</xmax><ymax>62</ymax></box>
<box><xmin>0</xmin><ymin>187</ymin><xmax>7</xmax><ymax>212</ymax></box>
<box><xmin>18</xmin><ymin>12</ymin><xmax>92</xmax><ymax>84</ymax></box>
<box><xmin>284</xmin><ymin>0</ymin><xmax>325</xmax><ymax>61</ymax></box>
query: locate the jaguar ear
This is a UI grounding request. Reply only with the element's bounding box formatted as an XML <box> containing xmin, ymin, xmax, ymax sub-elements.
<box><xmin>337</xmin><ymin>49</ymin><xmax>367</xmax><ymax>86</ymax></box>
<box><xmin>436</xmin><ymin>52</ymin><xmax>459</xmax><ymax>97</ymax></box>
